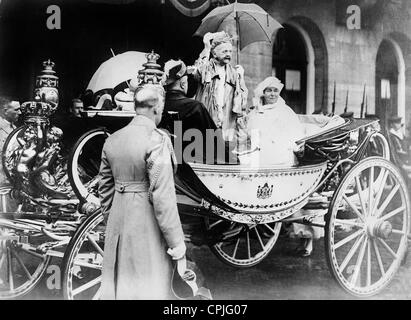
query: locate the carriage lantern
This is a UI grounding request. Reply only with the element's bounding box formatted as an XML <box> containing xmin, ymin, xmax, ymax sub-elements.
<box><xmin>137</xmin><ymin>51</ymin><xmax>164</xmax><ymax>86</ymax></box>
<box><xmin>34</xmin><ymin>59</ymin><xmax>59</xmax><ymax>110</ymax></box>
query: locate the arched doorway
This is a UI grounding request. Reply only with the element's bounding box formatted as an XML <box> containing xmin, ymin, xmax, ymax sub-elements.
<box><xmin>272</xmin><ymin>24</ymin><xmax>308</xmax><ymax>114</ymax></box>
<box><xmin>272</xmin><ymin>17</ymin><xmax>328</xmax><ymax>115</ymax></box>
<box><xmin>376</xmin><ymin>40</ymin><xmax>398</xmax><ymax>120</ymax></box>
<box><xmin>375</xmin><ymin>38</ymin><xmax>405</xmax><ymax>124</ymax></box>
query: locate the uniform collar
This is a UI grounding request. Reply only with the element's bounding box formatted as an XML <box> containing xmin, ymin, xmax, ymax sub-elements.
<box><xmin>166</xmin><ymin>90</ymin><xmax>186</xmax><ymax>100</ymax></box>
<box><xmin>131</xmin><ymin>114</ymin><xmax>156</xmax><ymax>130</ymax></box>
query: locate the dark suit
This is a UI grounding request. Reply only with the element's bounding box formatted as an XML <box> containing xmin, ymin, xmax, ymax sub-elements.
<box><xmin>159</xmin><ymin>90</ymin><xmax>237</xmax><ymax>164</ymax></box>
<box><xmin>159</xmin><ymin>90</ymin><xmax>216</xmax><ymax>134</ymax></box>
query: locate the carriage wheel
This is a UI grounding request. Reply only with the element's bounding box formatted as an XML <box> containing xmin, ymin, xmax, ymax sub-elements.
<box><xmin>68</xmin><ymin>128</ymin><xmax>110</xmax><ymax>205</ymax></box>
<box><xmin>205</xmin><ymin>218</ymin><xmax>281</xmax><ymax>268</ymax></box>
<box><xmin>325</xmin><ymin>157</ymin><xmax>410</xmax><ymax>297</ymax></box>
<box><xmin>0</xmin><ymin>225</ymin><xmax>50</xmax><ymax>299</ymax></box>
<box><xmin>62</xmin><ymin>210</ymin><xmax>104</xmax><ymax>300</ymax></box>
<box><xmin>2</xmin><ymin>126</ymin><xmax>26</xmax><ymax>183</ymax></box>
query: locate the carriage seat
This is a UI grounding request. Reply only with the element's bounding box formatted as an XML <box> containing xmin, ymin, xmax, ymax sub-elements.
<box><xmin>297</xmin><ymin>114</ymin><xmax>346</xmax><ymax>139</ymax></box>
<box><xmin>113</xmin><ymin>88</ymin><xmax>135</xmax><ymax>111</ymax></box>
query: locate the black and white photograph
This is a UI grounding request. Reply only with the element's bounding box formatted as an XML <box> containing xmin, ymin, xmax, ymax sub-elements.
<box><xmin>0</xmin><ymin>0</ymin><xmax>411</xmax><ymax>306</ymax></box>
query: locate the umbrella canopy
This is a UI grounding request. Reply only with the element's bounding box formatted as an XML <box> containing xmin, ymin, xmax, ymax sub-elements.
<box><xmin>87</xmin><ymin>51</ymin><xmax>147</xmax><ymax>93</ymax></box>
<box><xmin>194</xmin><ymin>2</ymin><xmax>282</xmax><ymax>50</ymax></box>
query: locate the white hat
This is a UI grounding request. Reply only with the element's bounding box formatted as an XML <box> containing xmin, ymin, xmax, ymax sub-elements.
<box><xmin>254</xmin><ymin>77</ymin><xmax>283</xmax><ymax>98</ymax></box>
<box><xmin>253</xmin><ymin>76</ymin><xmax>284</xmax><ymax>108</ymax></box>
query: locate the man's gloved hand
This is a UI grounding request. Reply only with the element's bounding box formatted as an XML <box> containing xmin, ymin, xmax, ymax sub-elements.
<box><xmin>167</xmin><ymin>242</ymin><xmax>186</xmax><ymax>260</ymax></box>
<box><xmin>203</xmin><ymin>32</ymin><xmax>214</xmax><ymax>47</ymax></box>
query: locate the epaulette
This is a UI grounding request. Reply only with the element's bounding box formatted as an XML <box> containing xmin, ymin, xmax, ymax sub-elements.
<box><xmin>154</xmin><ymin>127</ymin><xmax>169</xmax><ymax>137</ymax></box>
<box><xmin>155</xmin><ymin>128</ymin><xmax>173</xmax><ymax>141</ymax></box>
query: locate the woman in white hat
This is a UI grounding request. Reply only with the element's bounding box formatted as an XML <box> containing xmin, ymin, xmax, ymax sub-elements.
<box><xmin>241</xmin><ymin>76</ymin><xmax>304</xmax><ymax>166</ymax></box>
<box><xmin>244</xmin><ymin>76</ymin><xmax>322</xmax><ymax>256</ymax></box>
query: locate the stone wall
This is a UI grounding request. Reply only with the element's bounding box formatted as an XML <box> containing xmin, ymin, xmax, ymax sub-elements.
<box><xmin>235</xmin><ymin>0</ymin><xmax>411</xmax><ymax>130</ymax></box>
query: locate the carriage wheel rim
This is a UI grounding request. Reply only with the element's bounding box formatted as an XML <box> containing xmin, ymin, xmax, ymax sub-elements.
<box><xmin>206</xmin><ymin>219</ymin><xmax>282</xmax><ymax>267</ymax></box>
<box><xmin>0</xmin><ymin>227</ymin><xmax>50</xmax><ymax>299</ymax></box>
<box><xmin>70</xmin><ymin>130</ymin><xmax>109</xmax><ymax>204</ymax></box>
<box><xmin>64</xmin><ymin>214</ymin><xmax>104</xmax><ymax>300</ymax></box>
<box><xmin>327</xmin><ymin>157</ymin><xmax>410</xmax><ymax>296</ymax></box>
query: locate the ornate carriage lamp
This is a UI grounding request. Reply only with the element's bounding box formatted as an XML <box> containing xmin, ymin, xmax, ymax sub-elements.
<box><xmin>34</xmin><ymin>59</ymin><xmax>59</xmax><ymax>109</ymax></box>
<box><xmin>137</xmin><ymin>51</ymin><xmax>164</xmax><ymax>87</ymax></box>
<box><xmin>3</xmin><ymin>59</ymin><xmax>70</xmax><ymax>199</ymax></box>
<box><xmin>20</xmin><ymin>59</ymin><xmax>59</xmax><ymax>125</ymax></box>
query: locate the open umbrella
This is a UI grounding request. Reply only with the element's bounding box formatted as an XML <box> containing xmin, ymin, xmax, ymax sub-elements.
<box><xmin>87</xmin><ymin>51</ymin><xmax>147</xmax><ymax>93</ymax></box>
<box><xmin>194</xmin><ymin>1</ymin><xmax>282</xmax><ymax>61</ymax></box>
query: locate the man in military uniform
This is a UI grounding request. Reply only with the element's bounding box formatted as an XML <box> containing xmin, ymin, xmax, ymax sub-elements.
<box><xmin>99</xmin><ymin>84</ymin><xmax>186</xmax><ymax>299</ymax></box>
<box><xmin>0</xmin><ymin>96</ymin><xmax>21</xmax><ymax>186</ymax></box>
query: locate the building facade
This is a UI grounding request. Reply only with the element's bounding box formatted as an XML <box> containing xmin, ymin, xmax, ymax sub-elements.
<box><xmin>242</xmin><ymin>0</ymin><xmax>411</xmax><ymax>131</ymax></box>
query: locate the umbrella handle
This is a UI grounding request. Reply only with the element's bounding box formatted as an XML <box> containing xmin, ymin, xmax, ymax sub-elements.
<box><xmin>235</xmin><ymin>11</ymin><xmax>240</xmax><ymax>64</ymax></box>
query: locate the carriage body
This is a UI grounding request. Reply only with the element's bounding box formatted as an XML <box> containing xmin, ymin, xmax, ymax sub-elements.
<box><xmin>0</xmin><ymin>110</ymin><xmax>409</xmax><ymax>299</ymax></box>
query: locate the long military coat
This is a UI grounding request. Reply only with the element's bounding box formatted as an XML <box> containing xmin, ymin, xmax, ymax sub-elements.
<box><xmin>98</xmin><ymin>115</ymin><xmax>185</xmax><ymax>300</ymax></box>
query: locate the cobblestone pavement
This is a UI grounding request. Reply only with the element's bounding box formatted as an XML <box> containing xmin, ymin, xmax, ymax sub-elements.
<box><xmin>17</xmin><ymin>235</ymin><xmax>411</xmax><ymax>300</ymax></box>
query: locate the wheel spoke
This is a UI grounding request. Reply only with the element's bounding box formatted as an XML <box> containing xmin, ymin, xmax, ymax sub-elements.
<box><xmin>208</xmin><ymin>219</ymin><xmax>224</xmax><ymax>230</ymax></box>
<box><xmin>355</xmin><ymin>176</ymin><xmax>368</xmax><ymax>217</ymax></box>
<box><xmin>11</xmin><ymin>249</ymin><xmax>32</xmax><ymax>280</ymax></box>
<box><xmin>380</xmin><ymin>206</ymin><xmax>405</xmax><ymax>222</ymax></box>
<box><xmin>366</xmin><ymin>239</ymin><xmax>371</xmax><ymax>287</ymax></box>
<box><xmin>254</xmin><ymin>228</ymin><xmax>265</xmax><ymax>250</ymax></box>
<box><xmin>333</xmin><ymin>229</ymin><xmax>363</xmax><ymax>250</ymax></box>
<box><xmin>377</xmin><ymin>238</ymin><xmax>398</xmax><ymax>260</ymax></box>
<box><xmin>376</xmin><ymin>184</ymin><xmax>400</xmax><ymax>218</ymax></box>
<box><xmin>372</xmin><ymin>239</ymin><xmax>385</xmax><ymax>276</ymax></box>
<box><xmin>370</xmin><ymin>169</ymin><xmax>388</xmax><ymax>216</ymax></box>
<box><xmin>7</xmin><ymin>248</ymin><xmax>14</xmax><ymax>291</ymax></box>
<box><xmin>246</xmin><ymin>231</ymin><xmax>251</xmax><ymax>259</ymax></box>
<box><xmin>87</xmin><ymin>235</ymin><xmax>104</xmax><ymax>256</ymax></box>
<box><xmin>391</xmin><ymin>229</ymin><xmax>406</xmax><ymax>236</ymax></box>
<box><xmin>0</xmin><ymin>250</ymin><xmax>5</xmax><ymax>269</ymax></box>
<box><xmin>368</xmin><ymin>166</ymin><xmax>374</xmax><ymax>216</ymax></box>
<box><xmin>73</xmin><ymin>259</ymin><xmax>102</xmax><ymax>270</ymax></box>
<box><xmin>335</xmin><ymin>218</ymin><xmax>363</xmax><ymax>227</ymax></box>
<box><xmin>20</xmin><ymin>247</ymin><xmax>46</xmax><ymax>260</ymax></box>
<box><xmin>350</xmin><ymin>235</ymin><xmax>367</xmax><ymax>286</ymax></box>
<box><xmin>343</xmin><ymin>195</ymin><xmax>365</xmax><ymax>222</ymax></box>
<box><xmin>263</xmin><ymin>224</ymin><xmax>275</xmax><ymax>234</ymax></box>
<box><xmin>339</xmin><ymin>234</ymin><xmax>365</xmax><ymax>273</ymax></box>
<box><xmin>72</xmin><ymin>275</ymin><xmax>102</xmax><ymax>296</ymax></box>
<box><xmin>232</xmin><ymin>237</ymin><xmax>240</xmax><ymax>259</ymax></box>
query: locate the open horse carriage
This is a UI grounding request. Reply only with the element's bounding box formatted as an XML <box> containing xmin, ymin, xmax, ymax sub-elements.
<box><xmin>1</xmin><ymin>101</ymin><xmax>409</xmax><ymax>299</ymax></box>
<box><xmin>0</xmin><ymin>57</ymin><xmax>410</xmax><ymax>300</ymax></box>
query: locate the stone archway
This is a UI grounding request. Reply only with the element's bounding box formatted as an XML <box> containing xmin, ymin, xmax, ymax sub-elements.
<box><xmin>273</xmin><ymin>16</ymin><xmax>328</xmax><ymax>115</ymax></box>
<box><xmin>375</xmin><ymin>33</ymin><xmax>409</xmax><ymax>127</ymax></box>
